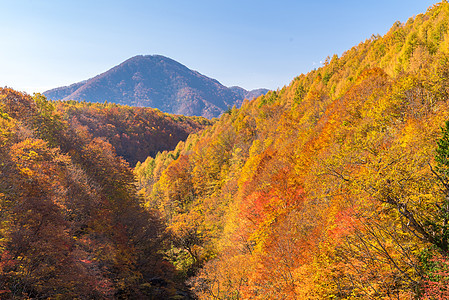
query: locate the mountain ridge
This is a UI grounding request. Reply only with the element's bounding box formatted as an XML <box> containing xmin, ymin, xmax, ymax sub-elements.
<box><xmin>44</xmin><ymin>55</ymin><xmax>268</xmax><ymax>118</ymax></box>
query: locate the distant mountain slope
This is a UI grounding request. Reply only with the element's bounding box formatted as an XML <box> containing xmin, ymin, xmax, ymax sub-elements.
<box><xmin>44</xmin><ymin>55</ymin><xmax>268</xmax><ymax>118</ymax></box>
<box><xmin>229</xmin><ymin>86</ymin><xmax>269</xmax><ymax>101</ymax></box>
<box><xmin>44</xmin><ymin>80</ymin><xmax>86</xmax><ymax>100</ymax></box>
<box><xmin>56</xmin><ymin>101</ymin><xmax>212</xmax><ymax>166</ymax></box>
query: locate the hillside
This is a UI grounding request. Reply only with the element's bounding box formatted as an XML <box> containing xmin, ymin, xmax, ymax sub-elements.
<box><xmin>44</xmin><ymin>55</ymin><xmax>268</xmax><ymax>118</ymax></box>
<box><xmin>56</xmin><ymin>101</ymin><xmax>211</xmax><ymax>166</ymax></box>
<box><xmin>0</xmin><ymin>89</ymin><xmax>189</xmax><ymax>299</ymax></box>
<box><xmin>135</xmin><ymin>2</ymin><xmax>449</xmax><ymax>298</ymax></box>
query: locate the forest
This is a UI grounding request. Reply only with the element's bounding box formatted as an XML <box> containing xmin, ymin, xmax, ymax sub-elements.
<box><xmin>136</xmin><ymin>2</ymin><xmax>449</xmax><ymax>299</ymax></box>
<box><xmin>56</xmin><ymin>101</ymin><xmax>211</xmax><ymax>166</ymax></box>
<box><xmin>2</xmin><ymin>1</ymin><xmax>449</xmax><ymax>299</ymax></box>
<box><xmin>0</xmin><ymin>91</ymin><xmax>208</xmax><ymax>298</ymax></box>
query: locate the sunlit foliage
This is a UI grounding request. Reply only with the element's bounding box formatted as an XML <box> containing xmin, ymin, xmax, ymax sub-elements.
<box><xmin>136</xmin><ymin>2</ymin><xmax>449</xmax><ymax>298</ymax></box>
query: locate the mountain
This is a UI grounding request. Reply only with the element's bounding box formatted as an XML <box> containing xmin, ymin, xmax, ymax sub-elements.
<box><xmin>44</xmin><ymin>55</ymin><xmax>268</xmax><ymax>118</ymax></box>
<box><xmin>229</xmin><ymin>86</ymin><xmax>269</xmax><ymax>101</ymax></box>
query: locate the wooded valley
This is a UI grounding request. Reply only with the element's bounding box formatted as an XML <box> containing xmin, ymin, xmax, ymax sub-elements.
<box><xmin>2</xmin><ymin>1</ymin><xmax>449</xmax><ymax>299</ymax></box>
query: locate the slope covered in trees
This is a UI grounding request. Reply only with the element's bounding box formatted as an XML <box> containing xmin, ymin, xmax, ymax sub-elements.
<box><xmin>0</xmin><ymin>89</ymin><xmax>189</xmax><ymax>299</ymax></box>
<box><xmin>135</xmin><ymin>2</ymin><xmax>449</xmax><ymax>298</ymax></box>
<box><xmin>56</xmin><ymin>101</ymin><xmax>211</xmax><ymax>166</ymax></box>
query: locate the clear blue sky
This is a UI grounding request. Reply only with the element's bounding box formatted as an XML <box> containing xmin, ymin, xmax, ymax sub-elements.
<box><xmin>0</xmin><ymin>0</ymin><xmax>438</xmax><ymax>94</ymax></box>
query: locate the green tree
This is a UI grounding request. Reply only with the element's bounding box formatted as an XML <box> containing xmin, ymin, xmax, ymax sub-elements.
<box><xmin>431</xmin><ymin>120</ymin><xmax>449</xmax><ymax>252</ymax></box>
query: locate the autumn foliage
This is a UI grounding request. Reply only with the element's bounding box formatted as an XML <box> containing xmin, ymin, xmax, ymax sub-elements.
<box><xmin>56</xmin><ymin>101</ymin><xmax>211</xmax><ymax>166</ymax></box>
<box><xmin>0</xmin><ymin>89</ymin><xmax>186</xmax><ymax>298</ymax></box>
<box><xmin>3</xmin><ymin>2</ymin><xmax>449</xmax><ymax>299</ymax></box>
<box><xmin>135</xmin><ymin>2</ymin><xmax>449</xmax><ymax>299</ymax></box>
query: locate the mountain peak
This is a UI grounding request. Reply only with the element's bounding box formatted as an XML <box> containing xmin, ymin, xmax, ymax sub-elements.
<box><xmin>124</xmin><ymin>54</ymin><xmax>180</xmax><ymax>65</ymax></box>
<box><xmin>43</xmin><ymin>55</ymin><xmax>267</xmax><ymax>118</ymax></box>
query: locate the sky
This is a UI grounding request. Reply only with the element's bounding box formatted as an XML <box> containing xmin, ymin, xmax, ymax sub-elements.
<box><xmin>0</xmin><ymin>0</ymin><xmax>439</xmax><ymax>94</ymax></box>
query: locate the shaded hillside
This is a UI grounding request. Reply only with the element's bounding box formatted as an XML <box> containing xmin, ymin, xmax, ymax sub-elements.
<box><xmin>0</xmin><ymin>89</ymin><xmax>187</xmax><ymax>299</ymax></box>
<box><xmin>44</xmin><ymin>55</ymin><xmax>268</xmax><ymax>118</ymax></box>
<box><xmin>135</xmin><ymin>2</ymin><xmax>449</xmax><ymax>299</ymax></box>
<box><xmin>57</xmin><ymin>101</ymin><xmax>212</xmax><ymax>166</ymax></box>
<box><xmin>44</xmin><ymin>80</ymin><xmax>86</xmax><ymax>100</ymax></box>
